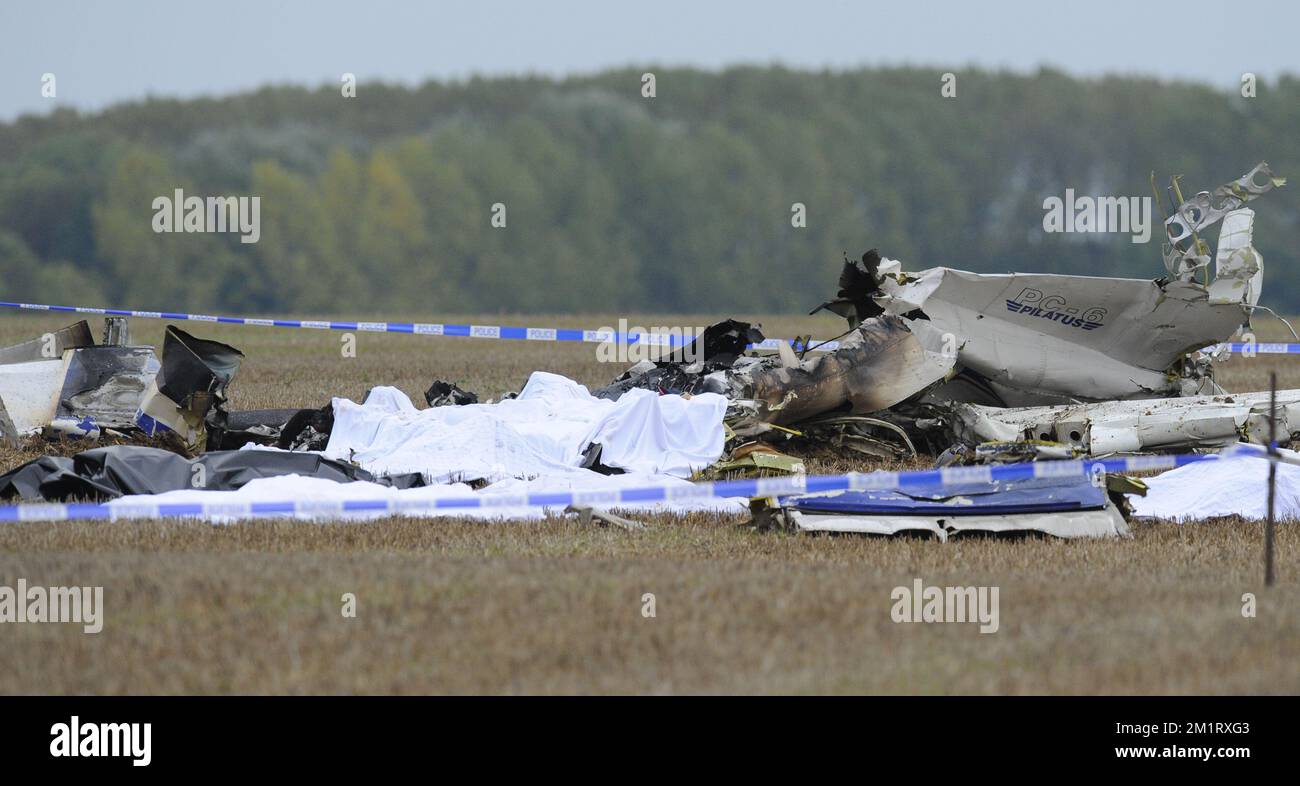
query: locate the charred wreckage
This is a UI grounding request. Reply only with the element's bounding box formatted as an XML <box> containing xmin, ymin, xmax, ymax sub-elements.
<box><xmin>0</xmin><ymin>163</ymin><xmax>1291</xmax><ymax>537</ymax></box>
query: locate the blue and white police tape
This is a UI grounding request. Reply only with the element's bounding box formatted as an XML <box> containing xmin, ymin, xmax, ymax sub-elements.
<box><xmin>0</xmin><ymin>299</ymin><xmax>839</xmax><ymax>351</ymax></box>
<box><xmin>7</xmin><ymin>299</ymin><xmax>1298</xmax><ymax>355</ymax></box>
<box><xmin>0</xmin><ymin>451</ymin><xmax>1224</xmax><ymax>523</ymax></box>
<box><xmin>1213</xmin><ymin>342</ymin><xmax>1300</xmax><ymax>355</ymax></box>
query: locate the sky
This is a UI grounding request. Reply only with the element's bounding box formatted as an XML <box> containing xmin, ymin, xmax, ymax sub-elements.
<box><xmin>1</xmin><ymin>0</ymin><xmax>1296</xmax><ymax>120</ymax></box>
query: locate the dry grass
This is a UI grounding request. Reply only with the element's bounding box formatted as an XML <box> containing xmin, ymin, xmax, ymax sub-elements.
<box><xmin>1</xmin><ymin>311</ymin><xmax>1298</xmax><ymax>694</ymax></box>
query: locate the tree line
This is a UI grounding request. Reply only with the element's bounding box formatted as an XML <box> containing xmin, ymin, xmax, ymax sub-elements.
<box><xmin>1</xmin><ymin>66</ymin><xmax>1296</xmax><ymax>316</ymax></box>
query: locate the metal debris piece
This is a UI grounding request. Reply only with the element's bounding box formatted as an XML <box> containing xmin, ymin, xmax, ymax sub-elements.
<box><xmin>52</xmin><ymin>346</ymin><xmax>160</xmax><ymax>433</ymax></box>
<box><xmin>939</xmin><ymin>440</ymin><xmax>1082</xmax><ymax>467</ymax></box>
<box><xmin>875</xmin><ymin>262</ymin><xmax>1243</xmax><ymax>405</ymax></box>
<box><xmin>101</xmin><ymin>317</ymin><xmax>130</xmax><ymax>347</ymax></box>
<box><xmin>946</xmin><ymin>389</ymin><xmax>1300</xmax><ymax>456</ymax></box>
<box><xmin>0</xmin><ymin>320</ymin><xmax>94</xmax><ymax>366</ymax></box>
<box><xmin>1208</xmin><ymin>208</ymin><xmax>1264</xmax><ymax>306</ymax></box>
<box><xmin>578</xmin><ymin>442</ymin><xmax>625</xmax><ymax>475</ymax></box>
<box><xmin>0</xmin><ymin>397</ymin><xmax>19</xmax><ymax>448</ymax></box>
<box><xmin>276</xmin><ymin>404</ymin><xmax>335</xmax><ymax>451</ymax></box>
<box><xmin>660</xmin><ymin>318</ymin><xmax>765</xmax><ymax>366</ymax></box>
<box><xmin>695</xmin><ymin>442</ymin><xmax>806</xmax><ymax>480</ymax></box>
<box><xmin>811</xmin><ymin>166</ymin><xmax>1287</xmax><ymax>410</ymax></box>
<box><xmin>566</xmin><ymin>505</ymin><xmax>645</xmax><ymax>531</ymax></box>
<box><xmin>1162</xmin><ymin>162</ymin><xmax>1285</xmax><ymax>275</ymax></box>
<box><xmin>593</xmin><ymin>319</ymin><xmax>766</xmax><ymax>400</ymax></box>
<box><xmin>0</xmin><ymin>319</ymin><xmax>158</xmax><ymax>444</ymax></box>
<box><xmin>0</xmin><ymin>359</ymin><xmax>67</xmax><ymax>441</ymax></box>
<box><xmin>779</xmin><ymin>475</ymin><xmax>1130</xmax><ymax>539</ymax></box>
<box><xmin>793</xmin><ymin>414</ymin><xmax>918</xmax><ymax>460</ymax></box>
<box><xmin>744</xmin><ymin>315</ymin><xmax>955</xmax><ymax>425</ymax></box>
<box><xmin>209</xmin><ymin>408</ymin><xmax>309</xmax><ymax>450</ymax></box>
<box><xmin>135</xmin><ymin>325</ymin><xmax>245</xmax><ymax>453</ymax></box>
<box><xmin>809</xmin><ymin>248</ymin><xmax>887</xmax><ymax>328</ymax></box>
<box><xmin>748</xmin><ymin>497</ymin><xmax>790</xmax><ymax>532</ymax></box>
<box><xmin>424</xmin><ymin>380</ymin><xmax>479</xmax><ymax>407</ymax></box>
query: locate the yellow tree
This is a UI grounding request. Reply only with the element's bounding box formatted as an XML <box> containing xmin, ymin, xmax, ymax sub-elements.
<box><xmin>357</xmin><ymin>150</ymin><xmax>430</xmax><ymax>311</ymax></box>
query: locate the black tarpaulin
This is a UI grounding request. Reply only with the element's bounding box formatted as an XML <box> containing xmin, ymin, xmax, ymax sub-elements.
<box><xmin>0</xmin><ymin>445</ymin><xmax>425</xmax><ymax>502</ymax></box>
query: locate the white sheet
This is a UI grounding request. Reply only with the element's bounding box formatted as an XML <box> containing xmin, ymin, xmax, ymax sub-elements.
<box><xmin>1129</xmin><ymin>450</ymin><xmax>1300</xmax><ymax>521</ymax></box>
<box><xmin>102</xmin><ymin>372</ymin><xmax>742</xmax><ymax>522</ymax></box>
<box><xmin>323</xmin><ymin>372</ymin><xmax>727</xmax><ymax>483</ymax></box>
<box><xmin>104</xmin><ymin>470</ymin><xmax>748</xmax><ymax>522</ymax></box>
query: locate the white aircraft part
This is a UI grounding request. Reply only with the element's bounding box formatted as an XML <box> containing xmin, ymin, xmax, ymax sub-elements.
<box><xmin>1210</xmin><ymin>208</ymin><xmax>1263</xmax><ymax>307</ymax></box>
<box><xmin>951</xmin><ymin>390</ymin><xmax>1300</xmax><ymax>456</ymax></box>
<box><xmin>879</xmin><ymin>267</ymin><xmax>1249</xmax><ymax>404</ymax></box>
<box><xmin>0</xmin><ymin>359</ymin><xmax>65</xmax><ymax>437</ymax></box>
<box><xmin>787</xmin><ymin>503</ymin><xmax>1128</xmax><ymax>539</ymax></box>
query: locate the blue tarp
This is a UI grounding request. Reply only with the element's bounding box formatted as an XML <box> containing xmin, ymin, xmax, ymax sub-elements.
<box><xmin>787</xmin><ymin>475</ymin><xmax>1107</xmax><ymax>516</ymax></box>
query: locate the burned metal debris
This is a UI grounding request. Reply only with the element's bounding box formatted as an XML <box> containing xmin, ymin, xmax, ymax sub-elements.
<box><xmin>135</xmin><ymin>325</ymin><xmax>245</xmax><ymax>452</ymax></box>
<box><xmin>587</xmin><ymin>162</ymin><xmax>1289</xmax><ymax>536</ymax></box>
<box><xmin>593</xmin><ymin>319</ymin><xmax>766</xmax><ymax>400</ymax></box>
<box><xmin>746</xmin><ymin>315</ymin><xmax>953</xmax><ymax>425</ymax></box>
<box><xmin>594</xmin><ymin>161</ymin><xmax>1290</xmax><ymax>469</ymax></box>
<box><xmin>425</xmin><ymin>380</ymin><xmax>478</xmax><ymax>407</ymax></box>
<box><xmin>276</xmin><ymin>403</ymin><xmax>335</xmax><ymax>451</ymax></box>
<box><xmin>0</xmin><ymin>319</ymin><xmax>158</xmax><ymax>446</ymax></box>
<box><xmin>809</xmin><ymin>248</ymin><xmax>888</xmax><ymax>327</ymax></box>
<box><xmin>210</xmin><ymin>408</ymin><xmax>313</xmax><ymax>451</ymax></box>
<box><xmin>595</xmin><ymin>314</ymin><xmax>953</xmax><ymax>444</ymax></box>
<box><xmin>0</xmin><ymin>319</ymin><xmax>325</xmax><ymax>454</ymax></box>
<box><xmin>53</xmin><ymin>345</ymin><xmax>159</xmax><ymax>437</ymax></box>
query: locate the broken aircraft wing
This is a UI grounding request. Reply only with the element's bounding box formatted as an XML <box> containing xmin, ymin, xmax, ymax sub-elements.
<box><xmin>877</xmin><ymin>266</ymin><xmax>1243</xmax><ymax>405</ymax></box>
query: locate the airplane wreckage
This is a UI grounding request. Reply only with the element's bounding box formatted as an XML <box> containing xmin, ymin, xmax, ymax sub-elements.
<box><xmin>0</xmin><ymin>162</ymin><xmax>1292</xmax><ymax>537</ymax></box>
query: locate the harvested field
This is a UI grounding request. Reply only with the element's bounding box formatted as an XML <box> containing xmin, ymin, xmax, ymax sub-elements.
<box><xmin>1</xmin><ymin>312</ymin><xmax>1297</xmax><ymax>694</ymax></box>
